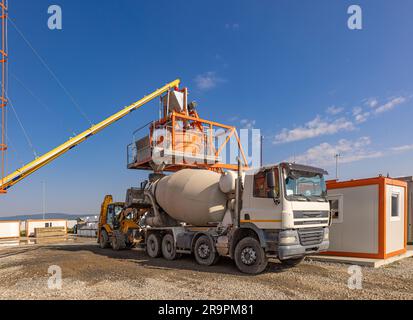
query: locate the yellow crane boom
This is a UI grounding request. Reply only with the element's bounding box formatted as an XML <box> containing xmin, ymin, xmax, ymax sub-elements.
<box><xmin>0</xmin><ymin>79</ymin><xmax>181</xmax><ymax>192</ymax></box>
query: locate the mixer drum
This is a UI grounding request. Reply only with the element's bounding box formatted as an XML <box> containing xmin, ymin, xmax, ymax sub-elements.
<box><xmin>154</xmin><ymin>169</ymin><xmax>227</xmax><ymax>226</ymax></box>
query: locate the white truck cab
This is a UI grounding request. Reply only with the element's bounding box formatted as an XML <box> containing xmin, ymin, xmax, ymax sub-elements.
<box><xmin>240</xmin><ymin>162</ymin><xmax>330</xmax><ymax>262</ymax></box>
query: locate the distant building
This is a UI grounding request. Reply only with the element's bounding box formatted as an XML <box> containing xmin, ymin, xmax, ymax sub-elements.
<box><xmin>26</xmin><ymin>219</ymin><xmax>68</xmax><ymax>237</ymax></box>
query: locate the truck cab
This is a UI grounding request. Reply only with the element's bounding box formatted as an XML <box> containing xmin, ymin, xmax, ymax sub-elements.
<box><xmin>241</xmin><ymin>162</ymin><xmax>330</xmax><ymax>262</ymax></box>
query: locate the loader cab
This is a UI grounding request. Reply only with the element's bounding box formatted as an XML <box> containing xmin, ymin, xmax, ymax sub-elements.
<box><xmin>106</xmin><ymin>203</ymin><xmax>124</xmax><ymax>228</ymax></box>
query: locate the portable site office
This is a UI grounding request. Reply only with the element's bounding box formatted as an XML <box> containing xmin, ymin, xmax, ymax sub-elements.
<box><xmin>0</xmin><ymin>221</ymin><xmax>20</xmax><ymax>239</ymax></box>
<box><xmin>396</xmin><ymin>176</ymin><xmax>412</xmax><ymax>244</ymax></box>
<box><xmin>326</xmin><ymin>177</ymin><xmax>407</xmax><ymax>259</ymax></box>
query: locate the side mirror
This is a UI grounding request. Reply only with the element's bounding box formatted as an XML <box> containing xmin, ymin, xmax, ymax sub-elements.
<box><xmin>266</xmin><ymin>170</ymin><xmax>276</xmax><ymax>188</ymax></box>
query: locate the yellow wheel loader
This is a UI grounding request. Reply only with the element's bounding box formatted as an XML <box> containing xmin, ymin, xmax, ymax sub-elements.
<box><xmin>97</xmin><ymin>195</ymin><xmax>143</xmax><ymax>250</ymax></box>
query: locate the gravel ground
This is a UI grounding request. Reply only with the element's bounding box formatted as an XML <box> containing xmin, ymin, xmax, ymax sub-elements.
<box><xmin>0</xmin><ymin>237</ymin><xmax>412</xmax><ymax>300</ymax></box>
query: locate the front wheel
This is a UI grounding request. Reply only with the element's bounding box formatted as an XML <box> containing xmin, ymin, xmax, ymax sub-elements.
<box><xmin>234</xmin><ymin>237</ymin><xmax>268</xmax><ymax>274</ymax></box>
<box><xmin>99</xmin><ymin>229</ymin><xmax>110</xmax><ymax>249</ymax></box>
<box><xmin>194</xmin><ymin>235</ymin><xmax>219</xmax><ymax>266</ymax></box>
<box><xmin>111</xmin><ymin>230</ymin><xmax>126</xmax><ymax>251</ymax></box>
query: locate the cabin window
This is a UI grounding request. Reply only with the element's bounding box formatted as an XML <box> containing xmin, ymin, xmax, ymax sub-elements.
<box><xmin>328</xmin><ymin>195</ymin><xmax>343</xmax><ymax>223</ymax></box>
<box><xmin>253</xmin><ymin>169</ymin><xmax>279</xmax><ymax>198</ymax></box>
<box><xmin>253</xmin><ymin>172</ymin><xmax>267</xmax><ymax>198</ymax></box>
<box><xmin>391</xmin><ymin>193</ymin><xmax>400</xmax><ymax>218</ymax></box>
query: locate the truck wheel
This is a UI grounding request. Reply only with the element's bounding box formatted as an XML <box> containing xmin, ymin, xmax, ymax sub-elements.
<box><xmin>234</xmin><ymin>237</ymin><xmax>268</xmax><ymax>274</ymax></box>
<box><xmin>194</xmin><ymin>235</ymin><xmax>219</xmax><ymax>266</ymax></box>
<box><xmin>146</xmin><ymin>233</ymin><xmax>162</xmax><ymax>258</ymax></box>
<box><xmin>111</xmin><ymin>230</ymin><xmax>126</xmax><ymax>251</ymax></box>
<box><xmin>99</xmin><ymin>230</ymin><xmax>110</xmax><ymax>249</ymax></box>
<box><xmin>280</xmin><ymin>257</ymin><xmax>304</xmax><ymax>267</ymax></box>
<box><xmin>162</xmin><ymin>234</ymin><xmax>177</xmax><ymax>260</ymax></box>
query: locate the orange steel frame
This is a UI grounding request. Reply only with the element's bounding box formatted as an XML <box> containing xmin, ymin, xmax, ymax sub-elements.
<box><xmin>134</xmin><ymin>87</ymin><xmax>249</xmax><ymax>172</ymax></box>
<box><xmin>323</xmin><ymin>177</ymin><xmax>408</xmax><ymax>259</ymax></box>
<box><xmin>0</xmin><ymin>0</ymin><xmax>6</xmax><ymax>193</ymax></box>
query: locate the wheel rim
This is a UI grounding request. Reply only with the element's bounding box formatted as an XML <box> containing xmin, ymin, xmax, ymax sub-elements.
<box><xmin>240</xmin><ymin>246</ymin><xmax>257</xmax><ymax>265</ymax></box>
<box><xmin>197</xmin><ymin>243</ymin><xmax>210</xmax><ymax>259</ymax></box>
<box><xmin>166</xmin><ymin>240</ymin><xmax>172</xmax><ymax>253</ymax></box>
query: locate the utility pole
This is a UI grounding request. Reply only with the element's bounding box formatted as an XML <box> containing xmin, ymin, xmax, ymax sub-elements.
<box><xmin>334</xmin><ymin>153</ymin><xmax>342</xmax><ymax>180</ymax></box>
<box><xmin>42</xmin><ymin>181</ymin><xmax>46</xmax><ymax>220</ymax></box>
<box><xmin>260</xmin><ymin>135</ymin><xmax>264</xmax><ymax>167</ymax></box>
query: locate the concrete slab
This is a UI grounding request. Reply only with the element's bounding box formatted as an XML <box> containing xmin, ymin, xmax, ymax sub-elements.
<box><xmin>309</xmin><ymin>249</ymin><xmax>413</xmax><ymax>268</ymax></box>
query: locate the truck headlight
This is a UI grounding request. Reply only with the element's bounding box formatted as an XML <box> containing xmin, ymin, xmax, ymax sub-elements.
<box><xmin>323</xmin><ymin>228</ymin><xmax>329</xmax><ymax>241</ymax></box>
<box><xmin>279</xmin><ymin>236</ymin><xmax>298</xmax><ymax>245</ymax></box>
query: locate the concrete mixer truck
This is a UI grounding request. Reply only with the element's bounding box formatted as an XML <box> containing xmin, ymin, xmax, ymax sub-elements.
<box><xmin>99</xmin><ymin>162</ymin><xmax>331</xmax><ymax>274</ymax></box>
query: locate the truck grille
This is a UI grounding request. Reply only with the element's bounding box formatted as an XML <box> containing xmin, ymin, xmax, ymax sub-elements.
<box><xmin>293</xmin><ymin>211</ymin><xmax>329</xmax><ymax>219</ymax></box>
<box><xmin>295</xmin><ymin>220</ymin><xmax>326</xmax><ymax>226</ymax></box>
<box><xmin>298</xmin><ymin>228</ymin><xmax>324</xmax><ymax>246</ymax></box>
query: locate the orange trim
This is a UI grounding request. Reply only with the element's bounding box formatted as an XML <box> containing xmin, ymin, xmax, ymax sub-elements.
<box><xmin>379</xmin><ymin>178</ymin><xmax>385</xmax><ymax>257</ymax></box>
<box><xmin>326</xmin><ymin>177</ymin><xmax>408</xmax><ymax>259</ymax></box>
<box><xmin>385</xmin><ymin>248</ymin><xmax>407</xmax><ymax>259</ymax></box>
<box><xmin>327</xmin><ymin>176</ymin><xmax>383</xmax><ymax>189</ymax></box>
<box><xmin>320</xmin><ymin>251</ymin><xmax>383</xmax><ymax>259</ymax></box>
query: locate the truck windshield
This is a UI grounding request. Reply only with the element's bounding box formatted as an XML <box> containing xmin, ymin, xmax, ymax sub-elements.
<box><xmin>284</xmin><ymin>170</ymin><xmax>327</xmax><ymax>201</ymax></box>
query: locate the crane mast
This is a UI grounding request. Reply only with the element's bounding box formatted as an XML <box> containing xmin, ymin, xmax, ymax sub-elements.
<box><xmin>0</xmin><ymin>0</ymin><xmax>8</xmax><ymax>193</ymax></box>
<box><xmin>0</xmin><ymin>79</ymin><xmax>181</xmax><ymax>192</ymax></box>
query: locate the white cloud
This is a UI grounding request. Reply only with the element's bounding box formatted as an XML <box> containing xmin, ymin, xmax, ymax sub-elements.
<box><xmin>194</xmin><ymin>72</ymin><xmax>225</xmax><ymax>91</ymax></box>
<box><xmin>355</xmin><ymin>111</ymin><xmax>370</xmax><ymax>124</ymax></box>
<box><xmin>287</xmin><ymin>138</ymin><xmax>413</xmax><ymax>167</ymax></box>
<box><xmin>225</xmin><ymin>23</ymin><xmax>240</xmax><ymax>30</ymax></box>
<box><xmin>352</xmin><ymin>106</ymin><xmax>370</xmax><ymax>123</ymax></box>
<box><xmin>391</xmin><ymin>144</ymin><xmax>413</xmax><ymax>153</ymax></box>
<box><xmin>240</xmin><ymin>119</ymin><xmax>256</xmax><ymax>129</ymax></box>
<box><xmin>365</xmin><ymin>98</ymin><xmax>379</xmax><ymax>108</ymax></box>
<box><xmin>374</xmin><ymin>96</ymin><xmax>407</xmax><ymax>114</ymax></box>
<box><xmin>273</xmin><ymin>116</ymin><xmax>355</xmax><ymax>144</ymax></box>
<box><xmin>351</xmin><ymin>96</ymin><xmax>407</xmax><ymax>123</ymax></box>
<box><xmin>326</xmin><ymin>106</ymin><xmax>344</xmax><ymax>115</ymax></box>
<box><xmin>352</xmin><ymin>106</ymin><xmax>362</xmax><ymax>115</ymax></box>
<box><xmin>288</xmin><ymin>137</ymin><xmax>383</xmax><ymax>166</ymax></box>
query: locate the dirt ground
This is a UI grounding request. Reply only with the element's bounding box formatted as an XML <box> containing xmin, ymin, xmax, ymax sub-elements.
<box><xmin>0</xmin><ymin>237</ymin><xmax>412</xmax><ymax>300</ymax></box>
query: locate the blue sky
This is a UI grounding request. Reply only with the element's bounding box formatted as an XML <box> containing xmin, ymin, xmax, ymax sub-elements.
<box><xmin>1</xmin><ymin>0</ymin><xmax>412</xmax><ymax>216</ymax></box>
